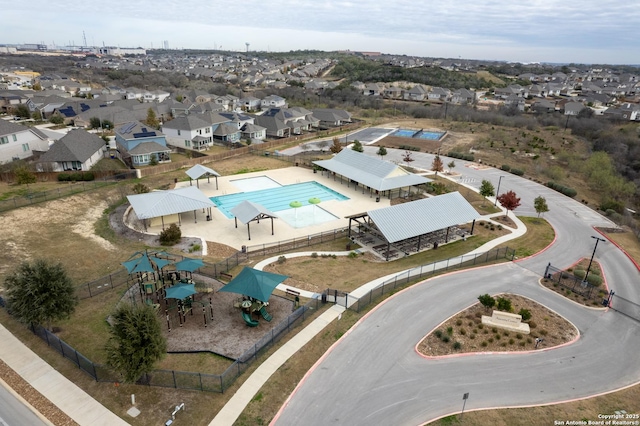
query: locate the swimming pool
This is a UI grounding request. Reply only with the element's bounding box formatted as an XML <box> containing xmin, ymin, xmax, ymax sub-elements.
<box><xmin>230</xmin><ymin>175</ymin><xmax>281</xmax><ymax>192</ymax></box>
<box><xmin>211</xmin><ymin>181</ymin><xmax>349</xmax><ymax>219</ymax></box>
<box><xmin>393</xmin><ymin>129</ymin><xmax>419</xmax><ymax>138</ymax></box>
<box><xmin>392</xmin><ymin>128</ymin><xmax>445</xmax><ymax>140</ymax></box>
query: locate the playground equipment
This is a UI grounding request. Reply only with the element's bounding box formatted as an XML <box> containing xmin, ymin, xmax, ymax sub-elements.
<box><xmin>242</xmin><ymin>311</ymin><xmax>259</xmax><ymax>327</ymax></box>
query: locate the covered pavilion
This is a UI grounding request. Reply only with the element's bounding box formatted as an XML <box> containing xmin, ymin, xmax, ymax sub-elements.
<box><xmin>185</xmin><ymin>164</ymin><xmax>221</xmax><ymax>189</ymax></box>
<box><xmin>230</xmin><ymin>200</ymin><xmax>279</xmax><ymax>241</ymax></box>
<box><xmin>347</xmin><ymin>191</ymin><xmax>480</xmax><ymax>260</ymax></box>
<box><xmin>127</xmin><ymin>186</ymin><xmax>216</xmax><ymax>230</ymax></box>
<box><xmin>312</xmin><ymin>149</ymin><xmax>431</xmax><ymax>201</ymax></box>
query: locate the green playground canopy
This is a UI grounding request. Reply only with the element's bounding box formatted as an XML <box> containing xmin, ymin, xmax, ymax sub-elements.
<box><xmin>165</xmin><ymin>283</ymin><xmax>196</xmax><ymax>300</ymax></box>
<box><xmin>218</xmin><ymin>267</ymin><xmax>288</xmax><ymax>303</ymax></box>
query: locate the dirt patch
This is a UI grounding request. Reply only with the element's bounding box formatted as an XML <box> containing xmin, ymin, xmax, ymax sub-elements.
<box><xmin>417</xmin><ymin>294</ymin><xmax>578</xmax><ymax>356</ymax></box>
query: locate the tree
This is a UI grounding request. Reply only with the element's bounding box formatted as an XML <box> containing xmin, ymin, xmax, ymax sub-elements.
<box><xmin>89</xmin><ymin>117</ymin><xmax>102</xmax><ymax>129</ymax></box>
<box><xmin>32</xmin><ymin>110</ymin><xmax>42</xmax><ymax>121</ymax></box>
<box><xmin>329</xmin><ymin>137</ymin><xmax>343</xmax><ymax>154</ymax></box>
<box><xmin>149</xmin><ymin>153</ymin><xmax>158</xmax><ymax>166</ymax></box>
<box><xmin>317</xmin><ymin>140</ymin><xmax>330</xmax><ymax>152</ymax></box>
<box><xmin>447</xmin><ymin>160</ymin><xmax>456</xmax><ymax>174</ymax></box>
<box><xmin>132</xmin><ymin>182</ymin><xmax>150</xmax><ymax>194</ymax></box>
<box><xmin>49</xmin><ymin>115</ymin><xmax>64</xmax><ymax>125</ymax></box>
<box><xmin>351</xmin><ymin>139</ymin><xmax>364</xmax><ymax>152</ymax></box>
<box><xmin>479</xmin><ymin>179</ymin><xmax>495</xmax><ymax>206</ymax></box>
<box><xmin>4</xmin><ymin>259</ymin><xmax>78</xmax><ymax>329</ymax></box>
<box><xmin>159</xmin><ymin>223</ymin><xmax>181</xmax><ymax>245</ymax></box>
<box><xmin>496</xmin><ymin>296</ymin><xmax>513</xmax><ymax>312</ymax></box>
<box><xmin>13</xmin><ymin>104</ymin><xmax>31</xmax><ymax>119</ymax></box>
<box><xmin>478</xmin><ymin>294</ymin><xmax>495</xmax><ymax>310</ymax></box>
<box><xmin>431</xmin><ymin>154</ymin><xmax>444</xmax><ymax>176</ymax></box>
<box><xmin>376</xmin><ymin>146</ymin><xmax>387</xmax><ymax>159</ymax></box>
<box><xmin>105</xmin><ymin>303</ymin><xmax>167</xmax><ymax>383</ymax></box>
<box><xmin>497</xmin><ymin>190</ymin><xmax>521</xmax><ymax>218</ymax></box>
<box><xmin>534</xmin><ymin>196</ymin><xmax>549</xmax><ymax>217</ymax></box>
<box><xmin>145</xmin><ymin>108</ymin><xmax>160</xmax><ymax>129</ymax></box>
<box><xmin>14</xmin><ymin>165</ymin><xmax>36</xmax><ymax>185</ymax></box>
<box><xmin>402</xmin><ymin>151</ymin><xmax>415</xmax><ymax>166</ymax></box>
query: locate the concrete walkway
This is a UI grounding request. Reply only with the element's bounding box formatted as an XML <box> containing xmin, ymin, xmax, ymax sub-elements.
<box><xmin>209</xmin><ymin>209</ymin><xmax>526</xmax><ymax>425</ymax></box>
<box><xmin>0</xmin><ymin>324</ymin><xmax>129</xmax><ymax>426</ymax></box>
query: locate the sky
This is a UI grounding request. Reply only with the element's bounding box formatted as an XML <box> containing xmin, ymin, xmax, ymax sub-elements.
<box><xmin>2</xmin><ymin>0</ymin><xmax>639</xmax><ymax>65</ymax></box>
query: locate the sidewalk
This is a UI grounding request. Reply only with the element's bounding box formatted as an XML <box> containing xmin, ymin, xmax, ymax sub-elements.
<box><xmin>0</xmin><ymin>324</ymin><xmax>129</xmax><ymax>426</ymax></box>
<box><xmin>209</xmin><ymin>210</ymin><xmax>526</xmax><ymax>425</ymax></box>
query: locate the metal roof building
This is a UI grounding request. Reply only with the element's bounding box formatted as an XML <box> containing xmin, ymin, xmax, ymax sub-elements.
<box><xmin>185</xmin><ymin>164</ymin><xmax>221</xmax><ymax>189</ymax></box>
<box><xmin>348</xmin><ymin>191</ymin><xmax>480</xmax><ymax>260</ymax></box>
<box><xmin>127</xmin><ymin>186</ymin><xmax>215</xmax><ymax>229</ymax></box>
<box><xmin>313</xmin><ymin>149</ymin><xmax>431</xmax><ymax>196</ymax></box>
<box><xmin>230</xmin><ymin>200</ymin><xmax>278</xmax><ymax>240</ymax></box>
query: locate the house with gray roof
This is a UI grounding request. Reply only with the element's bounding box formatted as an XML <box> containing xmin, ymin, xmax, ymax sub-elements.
<box><xmin>162</xmin><ymin>115</ymin><xmax>213</xmax><ymax>151</ymax></box>
<box><xmin>0</xmin><ymin>120</ymin><xmax>50</xmax><ymax>164</ymax></box>
<box><xmin>37</xmin><ymin>129</ymin><xmax>105</xmax><ymax>172</ymax></box>
<box><xmin>311</xmin><ymin>109</ymin><xmax>352</xmax><ymax>127</ymax></box>
<box><xmin>115</xmin><ymin>121</ymin><xmax>170</xmax><ymax>166</ymax></box>
<box><xmin>403</xmin><ymin>85</ymin><xmax>428</xmax><ymax>101</ymax></box>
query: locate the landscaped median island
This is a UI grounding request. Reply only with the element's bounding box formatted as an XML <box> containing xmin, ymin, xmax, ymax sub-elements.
<box><xmin>542</xmin><ymin>258</ymin><xmax>608</xmax><ymax>307</ymax></box>
<box><xmin>417</xmin><ymin>294</ymin><xmax>579</xmax><ymax>357</ymax></box>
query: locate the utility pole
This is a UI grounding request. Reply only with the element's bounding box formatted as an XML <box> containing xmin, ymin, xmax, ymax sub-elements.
<box><xmin>584</xmin><ymin>236</ymin><xmax>606</xmax><ymax>284</ymax></box>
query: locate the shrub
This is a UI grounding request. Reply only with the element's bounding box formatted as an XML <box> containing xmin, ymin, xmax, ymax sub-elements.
<box><xmin>509</xmin><ymin>338</ymin><xmax>515</xmax><ymax>344</ymax></box>
<box><xmin>516</xmin><ymin>333</ymin><xmax>523</xmax><ymax>339</ymax></box>
<box><xmin>469</xmin><ymin>333</ymin><xmax>476</xmax><ymax>339</ymax></box>
<box><xmin>311</xmin><ymin>252</ymin><xmax>318</xmax><ymax>258</ymax></box>
<box><xmin>488</xmin><ymin>337</ymin><xmax>494</xmax><ymax>343</ymax></box>
<box><xmin>587</xmin><ymin>274</ymin><xmax>603</xmax><ymax>287</ymax></box>
<box><xmin>573</xmin><ymin>269</ymin><xmax>586</xmax><ymax>280</ymax></box>
<box><xmin>159</xmin><ymin>223</ymin><xmax>181</xmax><ymax>246</ymax></box>
<box><xmin>519</xmin><ymin>341</ymin><xmax>526</xmax><ymax>347</ymax></box>
<box><xmin>57</xmin><ymin>173</ymin><xmax>71</xmax><ymax>182</ymax></box>
<box><xmin>348</xmin><ymin>251</ymin><xmax>358</xmax><ymax>259</ymax></box>
<box><xmin>459</xmin><ymin>328</ymin><xmax>466</xmax><ymax>335</ymax></box>
<box><xmin>188</xmin><ymin>244</ymin><xmax>201</xmax><ymax>253</ymax></box>
<box><xmin>442</xmin><ymin>336</ymin><xmax>450</xmax><ymax>343</ymax></box>
<box><xmin>277</xmin><ymin>256</ymin><xmax>287</xmax><ymax>264</ymax></box>
<box><xmin>496</xmin><ymin>296</ymin><xmax>513</xmax><ymax>312</ymax></box>
<box><xmin>446</xmin><ymin>326</ymin><xmax>453</xmax><ymax>335</ymax></box>
<box><xmin>456</xmin><ymin>319</ymin><xmax>462</xmax><ymax>326</ymax></box>
<box><xmin>539</xmin><ymin>329</ymin><xmax>548</xmax><ymax>336</ymax></box>
<box><xmin>481</xmin><ymin>341</ymin><xmax>488</xmax><ymax>347</ymax></box>
<box><xmin>453</xmin><ymin>342</ymin><xmax>462</xmax><ymax>350</ymax></box>
<box><xmin>546</xmin><ymin>181</ymin><xmax>577</xmax><ymax>198</ymax></box>
<box><xmin>510</xmin><ymin>168</ymin><xmax>524</xmax><ymax>176</ymax></box>
<box><xmin>518</xmin><ymin>308</ymin><xmax>532</xmax><ymax>322</ymax></box>
<box><xmin>435</xmin><ymin>330</ymin><xmax>443</xmax><ymax>338</ymax></box>
<box><xmin>500</xmin><ymin>164</ymin><xmax>511</xmax><ymax>171</ymax></box>
<box><xmin>495</xmin><ymin>333</ymin><xmax>501</xmax><ymax>340</ymax></box>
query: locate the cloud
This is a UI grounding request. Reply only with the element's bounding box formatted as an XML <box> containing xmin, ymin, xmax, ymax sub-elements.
<box><xmin>3</xmin><ymin>1</ymin><xmax>640</xmax><ymax>63</ymax></box>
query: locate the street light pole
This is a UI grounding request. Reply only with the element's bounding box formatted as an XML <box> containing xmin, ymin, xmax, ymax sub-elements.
<box><xmin>584</xmin><ymin>236</ymin><xmax>606</xmax><ymax>284</ymax></box>
<box><xmin>494</xmin><ymin>175</ymin><xmax>504</xmax><ymax>206</ymax></box>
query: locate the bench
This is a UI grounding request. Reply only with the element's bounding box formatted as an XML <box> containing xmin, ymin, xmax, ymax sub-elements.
<box><xmin>285</xmin><ymin>288</ymin><xmax>300</xmax><ymax>300</ymax></box>
<box><xmin>219</xmin><ymin>272</ymin><xmax>233</xmax><ymax>281</ymax></box>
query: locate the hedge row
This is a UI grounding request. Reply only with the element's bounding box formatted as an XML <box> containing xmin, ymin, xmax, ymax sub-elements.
<box><xmin>510</xmin><ymin>168</ymin><xmax>524</xmax><ymax>176</ymax></box>
<box><xmin>447</xmin><ymin>151</ymin><xmax>475</xmax><ymax>161</ymax></box>
<box><xmin>546</xmin><ymin>181</ymin><xmax>577</xmax><ymax>198</ymax></box>
<box><xmin>57</xmin><ymin>172</ymin><xmax>96</xmax><ymax>182</ymax></box>
<box><xmin>399</xmin><ymin>145</ymin><xmax>421</xmax><ymax>151</ymax></box>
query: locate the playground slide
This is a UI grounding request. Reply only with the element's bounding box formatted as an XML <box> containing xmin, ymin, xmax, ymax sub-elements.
<box><xmin>242</xmin><ymin>311</ymin><xmax>259</xmax><ymax>327</ymax></box>
<box><xmin>259</xmin><ymin>306</ymin><xmax>273</xmax><ymax>322</ymax></box>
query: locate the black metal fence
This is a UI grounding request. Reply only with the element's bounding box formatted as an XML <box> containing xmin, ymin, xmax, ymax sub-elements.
<box><xmin>28</xmin><ymin>295</ymin><xmax>322</xmax><ymax>393</ymax></box>
<box><xmin>609</xmin><ymin>293</ymin><xmax>640</xmax><ymax>323</ymax></box>
<box><xmin>543</xmin><ymin>263</ymin><xmax>604</xmax><ymax>303</ymax></box>
<box><xmin>332</xmin><ymin>247</ymin><xmax>516</xmax><ymax>313</ymax></box>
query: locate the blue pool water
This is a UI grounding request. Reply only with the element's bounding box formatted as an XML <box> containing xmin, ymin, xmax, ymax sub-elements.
<box><xmin>415</xmin><ymin>131</ymin><xmax>445</xmax><ymax>140</ymax></box>
<box><xmin>393</xmin><ymin>129</ymin><xmax>418</xmax><ymax>138</ymax></box>
<box><xmin>392</xmin><ymin>128</ymin><xmax>445</xmax><ymax>140</ymax></box>
<box><xmin>211</xmin><ymin>181</ymin><xmax>349</xmax><ymax>219</ymax></box>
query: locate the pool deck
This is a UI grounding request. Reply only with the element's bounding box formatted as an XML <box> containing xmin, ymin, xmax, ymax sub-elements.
<box><xmin>145</xmin><ymin>167</ymin><xmax>392</xmax><ymax>250</ymax></box>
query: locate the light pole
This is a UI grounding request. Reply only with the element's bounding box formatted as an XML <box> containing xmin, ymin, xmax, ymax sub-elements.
<box><xmin>494</xmin><ymin>175</ymin><xmax>505</xmax><ymax>206</ymax></box>
<box><xmin>584</xmin><ymin>236</ymin><xmax>606</xmax><ymax>284</ymax></box>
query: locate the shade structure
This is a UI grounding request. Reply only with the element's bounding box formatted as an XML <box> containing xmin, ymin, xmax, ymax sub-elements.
<box><xmin>122</xmin><ymin>251</ymin><xmax>173</xmax><ymax>274</ymax></box>
<box><xmin>165</xmin><ymin>283</ymin><xmax>196</xmax><ymax>300</ymax></box>
<box><xmin>289</xmin><ymin>200</ymin><xmax>302</xmax><ymax>208</ymax></box>
<box><xmin>218</xmin><ymin>267</ymin><xmax>288</xmax><ymax>303</ymax></box>
<box><xmin>308</xmin><ymin>197</ymin><xmax>321</xmax><ymax>205</ymax></box>
<box><xmin>174</xmin><ymin>257</ymin><xmax>204</xmax><ymax>272</ymax></box>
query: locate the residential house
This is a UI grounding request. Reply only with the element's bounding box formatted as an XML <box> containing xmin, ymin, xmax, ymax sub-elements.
<box><xmin>239</xmin><ymin>96</ymin><xmax>261</xmax><ymax>111</ymax></box>
<box><xmin>363</xmin><ymin>83</ymin><xmax>383</xmax><ymax>96</ymax></box>
<box><xmin>563</xmin><ymin>101</ymin><xmax>585</xmax><ymax>116</ymax></box>
<box><xmin>0</xmin><ymin>120</ymin><xmax>50</xmax><ymax>164</ymax></box>
<box><xmin>403</xmin><ymin>85</ymin><xmax>428</xmax><ymax>101</ymax></box>
<box><xmin>114</xmin><ymin>121</ymin><xmax>171</xmax><ymax>166</ymax></box>
<box><xmin>531</xmin><ymin>99</ymin><xmax>557</xmax><ymax>113</ymax></box>
<box><xmin>212</xmin><ymin>122</ymin><xmax>241</xmax><ymax>145</ymax></box>
<box><xmin>37</xmin><ymin>129</ymin><xmax>105</xmax><ymax>172</ymax></box>
<box><xmin>162</xmin><ymin>115</ymin><xmax>213</xmax><ymax>151</ymax></box>
<box><xmin>240</xmin><ymin>123</ymin><xmax>267</xmax><ymax>142</ymax></box>
<box><xmin>214</xmin><ymin>94</ymin><xmax>240</xmax><ymax>111</ymax></box>
<box><xmin>383</xmin><ymin>86</ymin><xmax>403</xmax><ymax>99</ymax></box>
<box><xmin>428</xmin><ymin>87</ymin><xmax>451</xmax><ymax>102</ymax></box>
<box><xmin>0</xmin><ymin>90</ymin><xmax>31</xmax><ymax>114</ymax></box>
<box><xmin>311</xmin><ymin>108</ymin><xmax>352</xmax><ymax>127</ymax></box>
<box><xmin>451</xmin><ymin>89</ymin><xmax>476</xmax><ymax>105</ymax></box>
<box><xmin>504</xmin><ymin>94</ymin><xmax>526</xmax><ymax>111</ymax></box>
<box><xmin>260</xmin><ymin>95</ymin><xmax>287</xmax><ymax>109</ymax></box>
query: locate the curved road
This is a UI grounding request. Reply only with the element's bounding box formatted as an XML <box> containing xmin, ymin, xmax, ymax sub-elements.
<box><xmin>274</xmin><ymin>147</ymin><xmax>640</xmax><ymax>425</ymax></box>
<box><xmin>0</xmin><ymin>384</ymin><xmax>47</xmax><ymax>426</ymax></box>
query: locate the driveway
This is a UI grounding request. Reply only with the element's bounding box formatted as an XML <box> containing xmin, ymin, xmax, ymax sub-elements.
<box><xmin>273</xmin><ymin>147</ymin><xmax>640</xmax><ymax>425</ymax></box>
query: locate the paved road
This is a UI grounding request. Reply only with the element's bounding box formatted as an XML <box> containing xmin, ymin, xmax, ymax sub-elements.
<box><xmin>0</xmin><ymin>384</ymin><xmax>47</xmax><ymax>426</ymax></box>
<box><xmin>274</xmin><ymin>147</ymin><xmax>640</xmax><ymax>425</ymax></box>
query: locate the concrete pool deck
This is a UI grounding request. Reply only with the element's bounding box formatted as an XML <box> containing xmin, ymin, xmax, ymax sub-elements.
<box><xmin>143</xmin><ymin>167</ymin><xmax>393</xmax><ymax>250</ymax></box>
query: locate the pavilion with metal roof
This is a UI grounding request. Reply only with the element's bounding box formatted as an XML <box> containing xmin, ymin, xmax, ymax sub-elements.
<box><xmin>313</xmin><ymin>149</ymin><xmax>431</xmax><ymax>200</ymax></box>
<box><xmin>347</xmin><ymin>191</ymin><xmax>480</xmax><ymax>260</ymax></box>
<box><xmin>230</xmin><ymin>200</ymin><xmax>278</xmax><ymax>241</ymax></box>
<box><xmin>127</xmin><ymin>186</ymin><xmax>215</xmax><ymax>230</ymax></box>
<box><xmin>185</xmin><ymin>164</ymin><xmax>221</xmax><ymax>189</ymax></box>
